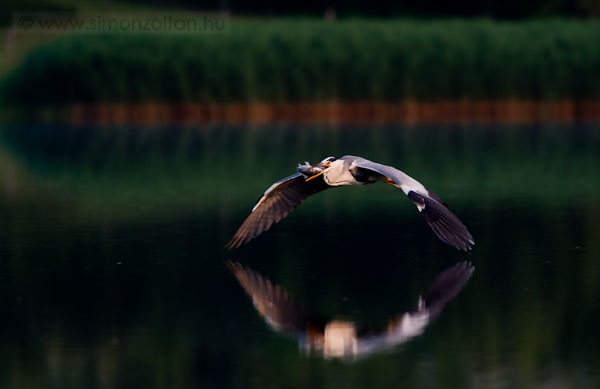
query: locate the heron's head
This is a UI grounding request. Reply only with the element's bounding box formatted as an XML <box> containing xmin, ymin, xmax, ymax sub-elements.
<box><xmin>297</xmin><ymin>156</ymin><xmax>336</xmax><ymax>180</ymax></box>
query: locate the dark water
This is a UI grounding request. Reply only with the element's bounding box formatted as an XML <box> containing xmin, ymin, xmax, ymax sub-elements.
<box><xmin>0</xmin><ymin>122</ymin><xmax>598</xmax><ymax>388</ymax></box>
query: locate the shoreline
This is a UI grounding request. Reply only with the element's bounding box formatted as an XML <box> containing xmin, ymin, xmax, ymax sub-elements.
<box><xmin>17</xmin><ymin>101</ymin><xmax>600</xmax><ymax>125</ymax></box>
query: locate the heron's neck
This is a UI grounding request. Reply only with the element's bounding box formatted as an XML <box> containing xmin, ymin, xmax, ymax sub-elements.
<box><xmin>323</xmin><ymin>160</ymin><xmax>362</xmax><ymax>186</ymax></box>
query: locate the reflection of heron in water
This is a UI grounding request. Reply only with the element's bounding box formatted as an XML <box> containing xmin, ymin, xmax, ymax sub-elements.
<box><xmin>228</xmin><ymin>261</ymin><xmax>474</xmax><ymax>360</ymax></box>
<box><xmin>227</xmin><ymin>155</ymin><xmax>474</xmax><ymax>251</ymax></box>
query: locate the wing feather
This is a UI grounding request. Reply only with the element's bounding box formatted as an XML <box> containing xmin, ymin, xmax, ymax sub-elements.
<box><xmin>352</xmin><ymin>158</ymin><xmax>474</xmax><ymax>251</ymax></box>
<box><xmin>226</xmin><ymin>173</ymin><xmax>329</xmax><ymax>249</ymax></box>
<box><xmin>352</xmin><ymin>261</ymin><xmax>474</xmax><ymax>358</ymax></box>
<box><xmin>227</xmin><ymin>261</ymin><xmax>307</xmax><ymax>333</ymax></box>
<box><xmin>421</xmin><ymin>261</ymin><xmax>475</xmax><ymax>318</ymax></box>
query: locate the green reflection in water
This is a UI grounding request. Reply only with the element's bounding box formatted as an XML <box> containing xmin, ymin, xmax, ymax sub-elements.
<box><xmin>0</xmin><ymin>122</ymin><xmax>598</xmax><ymax>388</ymax></box>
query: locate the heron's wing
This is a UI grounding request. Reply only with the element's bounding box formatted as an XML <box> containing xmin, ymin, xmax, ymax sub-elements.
<box><xmin>227</xmin><ymin>261</ymin><xmax>308</xmax><ymax>334</ymax></box>
<box><xmin>226</xmin><ymin>172</ymin><xmax>329</xmax><ymax>249</ymax></box>
<box><xmin>352</xmin><ymin>159</ymin><xmax>474</xmax><ymax>251</ymax></box>
<box><xmin>354</xmin><ymin>261</ymin><xmax>474</xmax><ymax>358</ymax></box>
<box><xmin>353</xmin><ymin>310</ymin><xmax>430</xmax><ymax>358</ymax></box>
<box><xmin>421</xmin><ymin>260</ymin><xmax>474</xmax><ymax>319</ymax></box>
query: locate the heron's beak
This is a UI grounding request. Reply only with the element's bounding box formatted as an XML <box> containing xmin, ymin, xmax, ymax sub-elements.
<box><xmin>299</xmin><ymin>161</ymin><xmax>331</xmax><ymax>181</ymax></box>
<box><xmin>305</xmin><ymin>170</ymin><xmax>325</xmax><ymax>182</ymax></box>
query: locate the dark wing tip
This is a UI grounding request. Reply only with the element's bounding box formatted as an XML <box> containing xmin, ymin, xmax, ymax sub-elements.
<box><xmin>225</xmin><ymin>259</ymin><xmax>240</xmax><ymax>273</ymax></box>
<box><xmin>225</xmin><ymin>228</ymin><xmax>247</xmax><ymax>249</ymax></box>
<box><xmin>422</xmin><ymin>260</ymin><xmax>474</xmax><ymax>316</ymax></box>
<box><xmin>225</xmin><ymin>235</ymin><xmax>243</xmax><ymax>250</ymax></box>
<box><xmin>224</xmin><ymin>204</ymin><xmax>272</xmax><ymax>250</ymax></box>
<box><xmin>225</xmin><ymin>208</ymin><xmax>278</xmax><ymax>250</ymax></box>
<box><xmin>421</xmin><ymin>197</ymin><xmax>475</xmax><ymax>251</ymax></box>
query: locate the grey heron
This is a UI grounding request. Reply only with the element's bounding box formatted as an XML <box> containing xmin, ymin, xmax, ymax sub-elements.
<box><xmin>226</xmin><ymin>155</ymin><xmax>474</xmax><ymax>251</ymax></box>
<box><xmin>228</xmin><ymin>260</ymin><xmax>474</xmax><ymax>359</ymax></box>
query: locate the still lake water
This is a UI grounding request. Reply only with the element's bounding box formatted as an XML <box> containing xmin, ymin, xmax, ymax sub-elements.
<box><xmin>0</xmin><ymin>122</ymin><xmax>598</xmax><ymax>388</ymax></box>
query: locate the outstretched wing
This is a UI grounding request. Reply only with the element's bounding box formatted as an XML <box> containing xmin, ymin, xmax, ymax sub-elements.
<box><xmin>420</xmin><ymin>260</ymin><xmax>475</xmax><ymax>319</ymax></box>
<box><xmin>353</xmin><ymin>261</ymin><xmax>474</xmax><ymax>358</ymax></box>
<box><xmin>226</xmin><ymin>173</ymin><xmax>329</xmax><ymax>249</ymax></box>
<box><xmin>352</xmin><ymin>158</ymin><xmax>474</xmax><ymax>251</ymax></box>
<box><xmin>227</xmin><ymin>261</ymin><xmax>308</xmax><ymax>333</ymax></box>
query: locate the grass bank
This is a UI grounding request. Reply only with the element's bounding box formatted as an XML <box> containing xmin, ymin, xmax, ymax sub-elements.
<box><xmin>2</xmin><ymin>19</ymin><xmax>600</xmax><ymax>106</ymax></box>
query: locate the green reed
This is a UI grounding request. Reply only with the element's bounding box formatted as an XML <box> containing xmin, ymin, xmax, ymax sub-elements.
<box><xmin>2</xmin><ymin>18</ymin><xmax>600</xmax><ymax>105</ymax></box>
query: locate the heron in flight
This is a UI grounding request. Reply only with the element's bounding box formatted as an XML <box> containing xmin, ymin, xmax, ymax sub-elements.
<box><xmin>228</xmin><ymin>260</ymin><xmax>474</xmax><ymax>359</ymax></box>
<box><xmin>227</xmin><ymin>155</ymin><xmax>474</xmax><ymax>251</ymax></box>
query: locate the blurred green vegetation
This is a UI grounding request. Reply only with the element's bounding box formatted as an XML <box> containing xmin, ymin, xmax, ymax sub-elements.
<box><xmin>0</xmin><ymin>123</ymin><xmax>598</xmax><ymax>222</ymax></box>
<box><xmin>2</xmin><ymin>19</ymin><xmax>600</xmax><ymax>106</ymax></box>
<box><xmin>0</xmin><ymin>0</ymin><xmax>170</xmax><ymax>26</ymax></box>
<box><xmin>0</xmin><ymin>0</ymin><xmax>170</xmax><ymax>85</ymax></box>
<box><xmin>0</xmin><ymin>0</ymin><xmax>75</xmax><ymax>26</ymax></box>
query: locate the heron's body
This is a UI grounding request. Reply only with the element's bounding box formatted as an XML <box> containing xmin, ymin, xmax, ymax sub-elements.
<box><xmin>322</xmin><ymin>157</ymin><xmax>366</xmax><ymax>186</ymax></box>
<box><xmin>324</xmin><ymin>157</ymin><xmax>425</xmax><ymax>191</ymax></box>
<box><xmin>227</xmin><ymin>155</ymin><xmax>474</xmax><ymax>251</ymax></box>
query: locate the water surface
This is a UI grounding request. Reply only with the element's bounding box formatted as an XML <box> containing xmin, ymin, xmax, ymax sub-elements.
<box><xmin>0</xmin><ymin>122</ymin><xmax>598</xmax><ymax>388</ymax></box>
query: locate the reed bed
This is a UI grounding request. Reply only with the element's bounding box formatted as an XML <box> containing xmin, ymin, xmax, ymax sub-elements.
<box><xmin>2</xmin><ymin>19</ymin><xmax>600</xmax><ymax>105</ymax></box>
